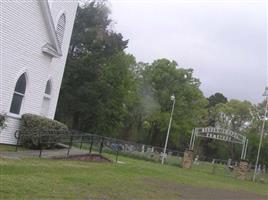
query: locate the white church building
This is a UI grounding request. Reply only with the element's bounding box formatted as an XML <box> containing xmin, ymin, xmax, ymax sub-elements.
<box><xmin>0</xmin><ymin>0</ymin><xmax>78</xmax><ymax>144</ymax></box>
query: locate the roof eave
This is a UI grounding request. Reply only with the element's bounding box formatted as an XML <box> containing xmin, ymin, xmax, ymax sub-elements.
<box><xmin>42</xmin><ymin>43</ymin><xmax>62</xmax><ymax>58</ymax></box>
<box><xmin>39</xmin><ymin>0</ymin><xmax>62</xmax><ymax>57</ymax></box>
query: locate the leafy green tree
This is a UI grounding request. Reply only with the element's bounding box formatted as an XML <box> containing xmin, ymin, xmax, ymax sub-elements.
<box><xmin>55</xmin><ymin>1</ymin><xmax>268</xmax><ymax>167</ymax></box>
<box><xmin>207</xmin><ymin>93</ymin><xmax>228</xmax><ymax>107</ymax></box>
<box><xmin>201</xmin><ymin>100</ymin><xmax>254</xmax><ymax>160</ymax></box>
<box><xmin>137</xmin><ymin>59</ymin><xmax>208</xmax><ymax>150</ymax></box>
<box><xmin>215</xmin><ymin>100</ymin><xmax>253</xmax><ymax>132</ymax></box>
<box><xmin>207</xmin><ymin>93</ymin><xmax>228</xmax><ymax>127</ymax></box>
<box><xmin>56</xmin><ymin>1</ymin><xmax>135</xmax><ymax>136</ymax></box>
<box><xmin>244</xmin><ymin>99</ymin><xmax>268</xmax><ymax>166</ymax></box>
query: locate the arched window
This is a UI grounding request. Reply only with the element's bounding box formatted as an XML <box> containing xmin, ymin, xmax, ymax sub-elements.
<box><xmin>10</xmin><ymin>73</ymin><xmax>27</xmax><ymax>114</ymax></box>
<box><xmin>41</xmin><ymin>80</ymin><xmax>52</xmax><ymax>117</ymax></box>
<box><xmin>56</xmin><ymin>14</ymin><xmax>66</xmax><ymax>48</ymax></box>
<box><xmin>45</xmin><ymin>80</ymin><xmax>51</xmax><ymax>95</ymax></box>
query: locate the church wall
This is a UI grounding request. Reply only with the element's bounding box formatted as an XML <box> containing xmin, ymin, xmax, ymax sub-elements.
<box><xmin>0</xmin><ymin>0</ymin><xmax>78</xmax><ymax>144</ymax></box>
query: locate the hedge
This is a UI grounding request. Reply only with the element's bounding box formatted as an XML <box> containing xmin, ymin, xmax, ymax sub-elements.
<box><xmin>20</xmin><ymin>113</ymin><xmax>69</xmax><ymax>149</ymax></box>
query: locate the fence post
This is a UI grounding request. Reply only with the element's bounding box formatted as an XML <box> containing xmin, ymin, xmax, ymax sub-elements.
<box><xmin>211</xmin><ymin>162</ymin><xmax>216</xmax><ymax>174</ymax></box>
<box><xmin>80</xmin><ymin>135</ymin><xmax>84</xmax><ymax>149</ymax></box>
<box><xmin>116</xmin><ymin>146</ymin><xmax>119</xmax><ymax>163</ymax></box>
<box><xmin>67</xmin><ymin>134</ymin><xmax>73</xmax><ymax>157</ymax></box>
<box><xmin>99</xmin><ymin>137</ymin><xmax>104</xmax><ymax>154</ymax></box>
<box><xmin>39</xmin><ymin>133</ymin><xmax>42</xmax><ymax>158</ymax></box>
<box><xmin>89</xmin><ymin>135</ymin><xmax>93</xmax><ymax>153</ymax></box>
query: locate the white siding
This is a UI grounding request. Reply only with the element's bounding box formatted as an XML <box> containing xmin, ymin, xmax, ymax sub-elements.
<box><xmin>0</xmin><ymin>0</ymin><xmax>78</xmax><ymax>144</ymax></box>
<box><xmin>0</xmin><ymin>116</ymin><xmax>20</xmax><ymax>144</ymax></box>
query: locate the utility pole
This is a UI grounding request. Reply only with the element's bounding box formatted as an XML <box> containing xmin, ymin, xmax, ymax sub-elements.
<box><xmin>253</xmin><ymin>87</ymin><xmax>268</xmax><ymax>182</ymax></box>
<box><xmin>161</xmin><ymin>94</ymin><xmax>176</xmax><ymax>165</ymax></box>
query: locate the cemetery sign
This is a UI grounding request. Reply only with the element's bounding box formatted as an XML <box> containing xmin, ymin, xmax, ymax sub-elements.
<box><xmin>189</xmin><ymin>127</ymin><xmax>248</xmax><ymax>160</ymax></box>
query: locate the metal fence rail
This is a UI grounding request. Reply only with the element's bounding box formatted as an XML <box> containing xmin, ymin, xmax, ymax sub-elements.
<box><xmin>14</xmin><ymin>129</ymin><xmax>183</xmax><ymax>163</ymax></box>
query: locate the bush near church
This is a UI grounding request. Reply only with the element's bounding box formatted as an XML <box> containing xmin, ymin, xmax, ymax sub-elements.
<box><xmin>20</xmin><ymin>114</ymin><xmax>69</xmax><ymax>149</ymax></box>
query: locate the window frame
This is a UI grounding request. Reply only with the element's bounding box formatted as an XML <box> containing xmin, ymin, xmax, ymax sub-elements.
<box><xmin>9</xmin><ymin>73</ymin><xmax>27</xmax><ymax>116</ymax></box>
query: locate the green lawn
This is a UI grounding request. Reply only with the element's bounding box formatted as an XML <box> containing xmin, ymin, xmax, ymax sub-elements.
<box><xmin>0</xmin><ymin>144</ymin><xmax>17</xmax><ymax>152</ymax></box>
<box><xmin>0</xmin><ymin>153</ymin><xmax>267</xmax><ymax>200</ymax></box>
<box><xmin>0</xmin><ymin>144</ymin><xmax>28</xmax><ymax>152</ymax></box>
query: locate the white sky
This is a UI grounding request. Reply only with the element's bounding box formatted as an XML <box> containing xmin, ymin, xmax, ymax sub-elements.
<box><xmin>109</xmin><ymin>0</ymin><xmax>267</xmax><ymax>103</ymax></box>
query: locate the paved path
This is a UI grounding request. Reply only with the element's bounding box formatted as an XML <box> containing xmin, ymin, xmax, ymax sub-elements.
<box><xmin>0</xmin><ymin>147</ymin><xmax>89</xmax><ymax>159</ymax></box>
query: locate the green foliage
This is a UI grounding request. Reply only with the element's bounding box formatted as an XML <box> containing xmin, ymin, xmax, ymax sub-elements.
<box><xmin>200</xmin><ymin>99</ymin><xmax>268</xmax><ymax>166</ymax></box>
<box><xmin>56</xmin><ymin>2</ymin><xmax>208</xmax><ymax>150</ymax></box>
<box><xmin>215</xmin><ymin>100</ymin><xmax>253</xmax><ymax>131</ymax></box>
<box><xmin>0</xmin><ymin>113</ymin><xmax>7</xmax><ymax>129</ymax></box>
<box><xmin>54</xmin><ymin>0</ymin><xmax>268</xmax><ymax>167</ymax></box>
<box><xmin>20</xmin><ymin>114</ymin><xmax>68</xmax><ymax>149</ymax></box>
<box><xmin>208</xmin><ymin>93</ymin><xmax>228</xmax><ymax>107</ymax></box>
<box><xmin>136</xmin><ymin>59</ymin><xmax>208</xmax><ymax>149</ymax></box>
<box><xmin>56</xmin><ymin>1</ymin><xmax>132</xmax><ymax>137</ymax></box>
<box><xmin>207</xmin><ymin>93</ymin><xmax>228</xmax><ymax>126</ymax></box>
<box><xmin>244</xmin><ymin>100</ymin><xmax>268</xmax><ymax>166</ymax></box>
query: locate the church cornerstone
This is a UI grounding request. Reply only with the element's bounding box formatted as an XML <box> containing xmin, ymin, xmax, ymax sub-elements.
<box><xmin>182</xmin><ymin>149</ymin><xmax>193</xmax><ymax>169</ymax></box>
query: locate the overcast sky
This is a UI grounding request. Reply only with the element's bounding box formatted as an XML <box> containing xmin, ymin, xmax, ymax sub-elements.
<box><xmin>108</xmin><ymin>0</ymin><xmax>267</xmax><ymax>104</ymax></box>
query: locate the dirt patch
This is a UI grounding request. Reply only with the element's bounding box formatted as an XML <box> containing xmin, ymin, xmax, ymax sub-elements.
<box><xmin>53</xmin><ymin>154</ymin><xmax>112</xmax><ymax>163</ymax></box>
<box><xmin>143</xmin><ymin>177</ymin><xmax>267</xmax><ymax>200</ymax></box>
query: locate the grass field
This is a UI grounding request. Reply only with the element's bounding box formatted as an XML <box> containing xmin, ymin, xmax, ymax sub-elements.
<box><xmin>0</xmin><ymin>152</ymin><xmax>267</xmax><ymax>200</ymax></box>
<box><xmin>0</xmin><ymin>144</ymin><xmax>17</xmax><ymax>152</ymax></box>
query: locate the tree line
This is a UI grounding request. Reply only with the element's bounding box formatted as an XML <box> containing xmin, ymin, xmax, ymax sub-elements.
<box><xmin>55</xmin><ymin>1</ymin><xmax>268</xmax><ymax>165</ymax></box>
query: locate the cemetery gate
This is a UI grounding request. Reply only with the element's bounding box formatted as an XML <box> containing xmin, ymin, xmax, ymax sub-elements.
<box><xmin>189</xmin><ymin>127</ymin><xmax>248</xmax><ymax>160</ymax></box>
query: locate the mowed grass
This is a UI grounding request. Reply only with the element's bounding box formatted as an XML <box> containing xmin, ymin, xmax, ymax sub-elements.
<box><xmin>0</xmin><ymin>145</ymin><xmax>17</xmax><ymax>152</ymax></box>
<box><xmin>0</xmin><ymin>144</ymin><xmax>27</xmax><ymax>152</ymax></box>
<box><xmin>0</xmin><ymin>153</ymin><xmax>267</xmax><ymax>200</ymax></box>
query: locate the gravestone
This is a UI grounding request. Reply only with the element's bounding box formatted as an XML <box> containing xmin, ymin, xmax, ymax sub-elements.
<box><xmin>194</xmin><ymin>155</ymin><xmax>199</xmax><ymax>165</ymax></box>
<box><xmin>141</xmin><ymin>145</ymin><xmax>145</xmax><ymax>153</ymax></box>
<box><xmin>227</xmin><ymin>158</ymin><xmax>232</xmax><ymax>167</ymax></box>
<box><xmin>257</xmin><ymin>164</ymin><xmax>261</xmax><ymax>175</ymax></box>
<box><xmin>182</xmin><ymin>149</ymin><xmax>193</xmax><ymax>169</ymax></box>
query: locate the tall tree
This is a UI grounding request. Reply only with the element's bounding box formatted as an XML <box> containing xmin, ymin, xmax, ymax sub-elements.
<box><xmin>137</xmin><ymin>59</ymin><xmax>208</xmax><ymax>149</ymax></box>
<box><xmin>207</xmin><ymin>93</ymin><xmax>228</xmax><ymax>107</ymax></box>
<box><xmin>56</xmin><ymin>1</ymin><xmax>134</xmax><ymax>136</ymax></box>
<box><xmin>207</xmin><ymin>93</ymin><xmax>228</xmax><ymax>127</ymax></box>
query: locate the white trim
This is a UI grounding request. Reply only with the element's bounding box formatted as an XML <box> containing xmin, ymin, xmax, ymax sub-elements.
<box><xmin>13</xmin><ymin>68</ymin><xmax>29</xmax><ymax>84</ymax></box>
<box><xmin>41</xmin><ymin>43</ymin><xmax>61</xmax><ymax>58</ymax></box>
<box><xmin>48</xmin><ymin>0</ymin><xmax>53</xmax><ymax>9</ymax></box>
<box><xmin>44</xmin><ymin>94</ymin><xmax>51</xmax><ymax>99</ymax></box>
<box><xmin>14</xmin><ymin>91</ymin><xmax>24</xmax><ymax>96</ymax></box>
<box><xmin>7</xmin><ymin>112</ymin><xmax>21</xmax><ymax>119</ymax></box>
<box><xmin>39</xmin><ymin>0</ymin><xmax>62</xmax><ymax>57</ymax></box>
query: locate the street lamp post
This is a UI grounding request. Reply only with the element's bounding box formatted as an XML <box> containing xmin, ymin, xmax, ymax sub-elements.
<box><xmin>253</xmin><ymin>86</ymin><xmax>268</xmax><ymax>182</ymax></box>
<box><xmin>161</xmin><ymin>94</ymin><xmax>176</xmax><ymax>165</ymax></box>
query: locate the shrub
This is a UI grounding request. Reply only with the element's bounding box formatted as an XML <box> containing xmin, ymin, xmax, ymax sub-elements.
<box><xmin>20</xmin><ymin>113</ymin><xmax>69</xmax><ymax>149</ymax></box>
<box><xmin>0</xmin><ymin>113</ymin><xmax>7</xmax><ymax>129</ymax></box>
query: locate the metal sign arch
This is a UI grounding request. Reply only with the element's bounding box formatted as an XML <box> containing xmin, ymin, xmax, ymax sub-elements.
<box><xmin>189</xmin><ymin>127</ymin><xmax>248</xmax><ymax>160</ymax></box>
